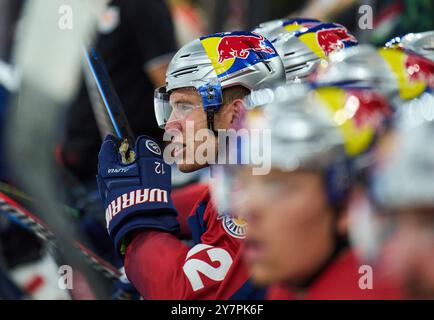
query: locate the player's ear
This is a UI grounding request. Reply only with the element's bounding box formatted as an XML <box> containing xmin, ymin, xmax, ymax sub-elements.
<box><xmin>229</xmin><ymin>99</ymin><xmax>246</xmax><ymax>128</ymax></box>
<box><xmin>337</xmin><ymin>187</ymin><xmax>360</xmax><ymax>237</ymax></box>
<box><xmin>215</xmin><ymin>98</ymin><xmax>246</xmax><ymax>130</ymax></box>
<box><xmin>215</xmin><ymin>100</ymin><xmax>235</xmax><ymax>129</ymax></box>
<box><xmin>337</xmin><ymin>205</ymin><xmax>349</xmax><ymax>237</ymax></box>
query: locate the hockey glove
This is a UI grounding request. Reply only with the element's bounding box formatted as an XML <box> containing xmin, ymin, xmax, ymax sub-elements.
<box><xmin>97</xmin><ymin>135</ymin><xmax>179</xmax><ymax>254</ymax></box>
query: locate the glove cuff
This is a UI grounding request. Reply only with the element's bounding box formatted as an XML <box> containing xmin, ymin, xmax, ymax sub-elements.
<box><xmin>112</xmin><ymin>210</ymin><xmax>180</xmax><ymax>254</ymax></box>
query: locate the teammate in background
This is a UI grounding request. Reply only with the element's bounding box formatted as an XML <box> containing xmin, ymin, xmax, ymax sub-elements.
<box><xmin>219</xmin><ymin>84</ymin><xmax>403</xmax><ymax>299</ymax></box>
<box><xmin>312</xmin><ymin>44</ymin><xmax>434</xmax><ymax>110</ymax></box>
<box><xmin>254</xmin><ymin>20</ymin><xmax>358</xmax><ymax>82</ymax></box>
<box><xmin>341</xmin><ymin>38</ymin><xmax>434</xmax><ymax>296</ymax></box>
<box><xmin>97</xmin><ymin>31</ymin><xmax>285</xmax><ymax>299</ymax></box>
<box><xmin>385</xmin><ymin>30</ymin><xmax>434</xmax><ymax>63</ymax></box>
<box><xmin>308</xmin><ymin>41</ymin><xmax>434</xmax><ymax>298</ymax></box>
<box><xmin>369</xmin><ymin>110</ymin><xmax>434</xmax><ymax>299</ymax></box>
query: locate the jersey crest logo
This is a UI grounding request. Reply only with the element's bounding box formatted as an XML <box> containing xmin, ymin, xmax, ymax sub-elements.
<box><xmin>218</xmin><ymin>215</ymin><xmax>247</xmax><ymax>239</ymax></box>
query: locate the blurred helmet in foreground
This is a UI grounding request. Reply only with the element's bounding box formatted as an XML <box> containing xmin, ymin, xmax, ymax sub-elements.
<box><xmin>373</xmin><ymin>102</ymin><xmax>434</xmax><ymax>210</ymax></box>
<box><xmin>210</xmin><ymin>84</ymin><xmax>392</xmax><ymax>215</ymax></box>
<box><xmin>348</xmin><ymin>89</ymin><xmax>434</xmax><ymax>260</ymax></box>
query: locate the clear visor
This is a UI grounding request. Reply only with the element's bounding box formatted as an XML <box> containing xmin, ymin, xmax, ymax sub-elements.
<box><xmin>154</xmin><ymin>86</ymin><xmax>172</xmax><ymax>129</ymax></box>
<box><xmin>154</xmin><ymin>86</ymin><xmax>202</xmax><ymax>129</ymax></box>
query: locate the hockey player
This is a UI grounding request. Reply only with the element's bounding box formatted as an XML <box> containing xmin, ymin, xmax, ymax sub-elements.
<box><xmin>218</xmin><ymin>84</ymin><xmax>403</xmax><ymax>299</ymax></box>
<box><xmin>169</xmin><ymin>20</ymin><xmax>359</xmax><ymax>244</ymax></box>
<box><xmin>96</xmin><ymin>31</ymin><xmax>285</xmax><ymax>299</ymax></box>
<box><xmin>336</xmin><ymin>67</ymin><xmax>434</xmax><ymax>300</ymax></box>
<box><xmin>310</xmin><ymin>43</ymin><xmax>434</xmax><ymax>294</ymax></box>
<box><xmin>312</xmin><ymin>44</ymin><xmax>434</xmax><ymax>103</ymax></box>
<box><xmin>370</xmin><ymin>109</ymin><xmax>434</xmax><ymax>299</ymax></box>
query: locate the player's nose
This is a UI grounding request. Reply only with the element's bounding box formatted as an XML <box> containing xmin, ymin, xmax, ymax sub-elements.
<box><xmin>164</xmin><ymin>112</ymin><xmax>183</xmax><ymax>132</ymax></box>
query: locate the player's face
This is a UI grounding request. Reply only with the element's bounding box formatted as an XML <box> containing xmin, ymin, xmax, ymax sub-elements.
<box><xmin>381</xmin><ymin>208</ymin><xmax>434</xmax><ymax>299</ymax></box>
<box><xmin>165</xmin><ymin>88</ymin><xmax>210</xmax><ymax>172</ymax></box>
<box><xmin>240</xmin><ymin>168</ymin><xmax>338</xmax><ymax>287</ymax></box>
<box><xmin>165</xmin><ymin>88</ymin><xmax>240</xmax><ymax>172</ymax></box>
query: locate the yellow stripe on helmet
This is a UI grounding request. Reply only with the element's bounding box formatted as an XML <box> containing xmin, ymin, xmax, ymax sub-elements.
<box><xmin>315</xmin><ymin>87</ymin><xmax>376</xmax><ymax>157</ymax></box>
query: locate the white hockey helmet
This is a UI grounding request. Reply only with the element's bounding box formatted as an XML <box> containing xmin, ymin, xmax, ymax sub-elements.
<box><xmin>154</xmin><ymin>31</ymin><xmax>285</xmax><ymax>130</ymax></box>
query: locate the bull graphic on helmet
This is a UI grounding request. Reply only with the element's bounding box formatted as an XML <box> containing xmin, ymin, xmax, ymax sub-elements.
<box><xmin>217</xmin><ymin>33</ymin><xmax>275</xmax><ymax>63</ymax></box>
<box><xmin>316</xmin><ymin>27</ymin><xmax>358</xmax><ymax>55</ymax></box>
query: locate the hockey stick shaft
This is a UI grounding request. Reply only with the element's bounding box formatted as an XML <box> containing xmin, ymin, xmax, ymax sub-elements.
<box><xmin>83</xmin><ymin>47</ymin><xmax>135</xmax><ymax>145</ymax></box>
<box><xmin>0</xmin><ymin>192</ymin><xmax>120</xmax><ymax>281</ymax></box>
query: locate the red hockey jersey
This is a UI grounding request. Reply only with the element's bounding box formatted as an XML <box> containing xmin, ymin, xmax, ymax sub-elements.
<box><xmin>124</xmin><ymin>184</ymin><xmax>264</xmax><ymax>300</ymax></box>
<box><xmin>266</xmin><ymin>249</ymin><xmax>404</xmax><ymax>300</ymax></box>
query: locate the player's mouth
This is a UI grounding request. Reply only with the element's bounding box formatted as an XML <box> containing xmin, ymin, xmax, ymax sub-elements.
<box><xmin>169</xmin><ymin>136</ymin><xmax>187</xmax><ymax>159</ymax></box>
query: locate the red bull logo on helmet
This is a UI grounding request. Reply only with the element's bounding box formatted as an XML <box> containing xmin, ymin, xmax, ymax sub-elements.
<box><xmin>316</xmin><ymin>26</ymin><xmax>358</xmax><ymax>55</ymax></box>
<box><xmin>315</xmin><ymin>87</ymin><xmax>390</xmax><ymax>157</ymax></box>
<box><xmin>379</xmin><ymin>48</ymin><xmax>434</xmax><ymax>100</ymax></box>
<box><xmin>216</xmin><ymin>33</ymin><xmax>275</xmax><ymax>63</ymax></box>
<box><xmin>296</xmin><ymin>23</ymin><xmax>358</xmax><ymax>59</ymax></box>
<box><xmin>405</xmin><ymin>53</ymin><xmax>434</xmax><ymax>88</ymax></box>
<box><xmin>200</xmin><ymin>31</ymin><xmax>278</xmax><ymax>78</ymax></box>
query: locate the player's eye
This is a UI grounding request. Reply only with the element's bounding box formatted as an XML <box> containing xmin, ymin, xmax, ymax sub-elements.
<box><xmin>265</xmin><ymin>179</ymin><xmax>305</xmax><ymax>199</ymax></box>
<box><xmin>181</xmin><ymin>104</ymin><xmax>194</xmax><ymax>112</ymax></box>
<box><xmin>174</xmin><ymin>103</ymin><xmax>195</xmax><ymax>114</ymax></box>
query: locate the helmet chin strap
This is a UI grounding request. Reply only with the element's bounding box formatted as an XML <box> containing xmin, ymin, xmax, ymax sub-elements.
<box><xmin>199</xmin><ymin>81</ymin><xmax>223</xmax><ymax>136</ymax></box>
<box><xmin>207</xmin><ymin>110</ymin><xmax>217</xmax><ymax>134</ymax></box>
